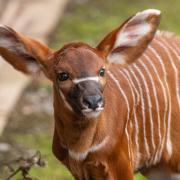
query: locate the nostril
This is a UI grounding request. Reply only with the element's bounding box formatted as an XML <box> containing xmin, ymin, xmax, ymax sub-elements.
<box><xmin>83</xmin><ymin>95</ymin><xmax>103</xmax><ymax>110</ymax></box>
<box><xmin>83</xmin><ymin>98</ymin><xmax>91</xmax><ymax>108</ymax></box>
<box><xmin>96</xmin><ymin>96</ymin><xmax>103</xmax><ymax>104</ymax></box>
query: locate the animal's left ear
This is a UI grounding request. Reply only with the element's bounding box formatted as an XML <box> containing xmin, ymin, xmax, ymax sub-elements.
<box><xmin>97</xmin><ymin>9</ymin><xmax>161</xmax><ymax>65</ymax></box>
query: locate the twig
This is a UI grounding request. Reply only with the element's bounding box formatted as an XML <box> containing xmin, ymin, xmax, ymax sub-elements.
<box><xmin>2</xmin><ymin>151</ymin><xmax>46</xmax><ymax>180</ymax></box>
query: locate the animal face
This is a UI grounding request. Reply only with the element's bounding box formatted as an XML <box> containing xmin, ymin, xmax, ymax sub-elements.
<box><xmin>53</xmin><ymin>44</ymin><xmax>106</xmax><ymax>118</ymax></box>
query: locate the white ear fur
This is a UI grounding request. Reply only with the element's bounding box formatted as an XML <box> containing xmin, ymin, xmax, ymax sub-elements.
<box><xmin>0</xmin><ymin>24</ymin><xmax>27</xmax><ymax>54</ymax></box>
<box><xmin>107</xmin><ymin>9</ymin><xmax>161</xmax><ymax>64</ymax></box>
<box><xmin>0</xmin><ymin>24</ymin><xmax>40</xmax><ymax>73</ymax></box>
<box><xmin>107</xmin><ymin>53</ymin><xmax>126</xmax><ymax>64</ymax></box>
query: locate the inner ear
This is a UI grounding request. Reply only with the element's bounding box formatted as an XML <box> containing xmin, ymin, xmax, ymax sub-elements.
<box><xmin>97</xmin><ymin>9</ymin><xmax>161</xmax><ymax>65</ymax></box>
<box><xmin>0</xmin><ymin>46</ymin><xmax>40</xmax><ymax>74</ymax></box>
<box><xmin>0</xmin><ymin>25</ymin><xmax>53</xmax><ymax>76</ymax></box>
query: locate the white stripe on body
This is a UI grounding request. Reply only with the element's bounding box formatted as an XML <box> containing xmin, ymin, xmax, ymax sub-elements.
<box><xmin>143</xmin><ymin>53</ymin><xmax>168</xmax><ymax>163</ymax></box>
<box><xmin>119</xmin><ymin>69</ymin><xmax>140</xmax><ymax>169</ymax></box>
<box><xmin>149</xmin><ymin>45</ymin><xmax>172</xmax><ymax>158</ymax></box>
<box><xmin>155</xmin><ymin>38</ymin><xmax>180</xmax><ymax>155</ymax></box>
<box><xmin>133</xmin><ymin>63</ymin><xmax>155</xmax><ymax>165</ymax></box>
<box><xmin>139</xmin><ymin>58</ymin><xmax>162</xmax><ymax>164</ymax></box>
<box><xmin>172</xmin><ymin>43</ymin><xmax>180</xmax><ymax>60</ymax></box>
<box><xmin>172</xmin><ymin>44</ymin><xmax>180</xmax><ymax>55</ymax></box>
<box><xmin>73</xmin><ymin>76</ymin><xmax>99</xmax><ymax>84</ymax></box>
<box><xmin>107</xmin><ymin>70</ymin><xmax>132</xmax><ymax>166</ymax></box>
<box><xmin>158</xmin><ymin>38</ymin><xmax>180</xmax><ymax>108</ymax></box>
<box><xmin>172</xmin><ymin>40</ymin><xmax>180</xmax><ymax>54</ymax></box>
<box><xmin>123</xmin><ymin>69</ymin><xmax>141</xmax><ymax>169</ymax></box>
<box><xmin>128</xmin><ymin>67</ymin><xmax>151</xmax><ymax>162</ymax></box>
<box><xmin>165</xmin><ymin>41</ymin><xmax>180</xmax><ymax>62</ymax></box>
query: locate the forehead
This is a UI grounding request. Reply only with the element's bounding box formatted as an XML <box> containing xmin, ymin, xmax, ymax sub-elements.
<box><xmin>55</xmin><ymin>46</ymin><xmax>104</xmax><ymax>75</ymax></box>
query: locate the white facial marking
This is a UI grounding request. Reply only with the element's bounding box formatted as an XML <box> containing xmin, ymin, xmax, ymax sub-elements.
<box><xmin>59</xmin><ymin>89</ymin><xmax>73</xmax><ymax>112</ymax></box>
<box><xmin>82</xmin><ymin>107</ymin><xmax>104</xmax><ymax>119</ymax></box>
<box><xmin>73</xmin><ymin>76</ymin><xmax>99</xmax><ymax>84</ymax></box>
<box><xmin>82</xmin><ymin>111</ymin><xmax>101</xmax><ymax>119</ymax></box>
<box><xmin>68</xmin><ymin>136</ymin><xmax>109</xmax><ymax>161</ymax></box>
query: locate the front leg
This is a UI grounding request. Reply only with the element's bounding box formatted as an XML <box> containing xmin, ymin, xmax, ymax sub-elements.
<box><xmin>83</xmin><ymin>161</ymin><xmax>111</xmax><ymax>180</ymax></box>
<box><xmin>83</xmin><ymin>158</ymin><xmax>134</xmax><ymax>180</ymax></box>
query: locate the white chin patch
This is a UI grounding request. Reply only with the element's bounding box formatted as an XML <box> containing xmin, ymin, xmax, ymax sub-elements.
<box><xmin>82</xmin><ymin>109</ymin><xmax>103</xmax><ymax>119</ymax></box>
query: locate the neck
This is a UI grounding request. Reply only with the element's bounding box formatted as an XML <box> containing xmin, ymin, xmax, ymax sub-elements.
<box><xmin>53</xmin><ymin>89</ymin><xmax>108</xmax><ymax>159</ymax></box>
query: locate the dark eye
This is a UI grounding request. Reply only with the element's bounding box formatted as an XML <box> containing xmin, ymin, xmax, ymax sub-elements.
<box><xmin>99</xmin><ymin>68</ymin><xmax>105</xmax><ymax>77</ymax></box>
<box><xmin>58</xmin><ymin>72</ymin><xmax>69</xmax><ymax>81</ymax></box>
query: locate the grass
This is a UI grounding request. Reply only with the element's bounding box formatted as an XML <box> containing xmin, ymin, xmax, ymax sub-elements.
<box><xmin>16</xmin><ymin>134</ymin><xmax>72</xmax><ymax>180</ymax></box>
<box><xmin>1</xmin><ymin>0</ymin><xmax>179</xmax><ymax>179</ymax></box>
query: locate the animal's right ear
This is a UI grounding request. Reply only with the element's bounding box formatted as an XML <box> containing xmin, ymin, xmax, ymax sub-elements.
<box><xmin>0</xmin><ymin>25</ymin><xmax>54</xmax><ymax>78</ymax></box>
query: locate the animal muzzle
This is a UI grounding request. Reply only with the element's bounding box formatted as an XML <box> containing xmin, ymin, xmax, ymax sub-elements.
<box><xmin>83</xmin><ymin>95</ymin><xmax>103</xmax><ymax>110</ymax></box>
<box><xmin>69</xmin><ymin>80</ymin><xmax>105</xmax><ymax>118</ymax></box>
<box><xmin>81</xmin><ymin>94</ymin><xmax>104</xmax><ymax>118</ymax></box>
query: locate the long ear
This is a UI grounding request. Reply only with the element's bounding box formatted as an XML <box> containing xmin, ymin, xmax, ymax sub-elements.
<box><xmin>0</xmin><ymin>25</ymin><xmax>54</xmax><ymax>77</ymax></box>
<box><xmin>97</xmin><ymin>9</ymin><xmax>161</xmax><ymax>65</ymax></box>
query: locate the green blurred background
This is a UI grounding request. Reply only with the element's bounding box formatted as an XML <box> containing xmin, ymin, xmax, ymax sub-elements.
<box><xmin>1</xmin><ymin>0</ymin><xmax>179</xmax><ymax>179</ymax></box>
<box><xmin>51</xmin><ymin>0</ymin><xmax>180</xmax><ymax>48</ymax></box>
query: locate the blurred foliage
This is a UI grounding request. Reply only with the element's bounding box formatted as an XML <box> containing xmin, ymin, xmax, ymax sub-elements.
<box><xmin>51</xmin><ymin>0</ymin><xmax>180</xmax><ymax>49</ymax></box>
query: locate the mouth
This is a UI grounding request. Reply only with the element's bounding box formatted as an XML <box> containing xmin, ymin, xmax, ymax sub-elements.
<box><xmin>81</xmin><ymin>106</ymin><xmax>104</xmax><ymax>119</ymax></box>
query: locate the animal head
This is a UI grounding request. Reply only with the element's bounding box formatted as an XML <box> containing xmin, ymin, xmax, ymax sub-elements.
<box><xmin>0</xmin><ymin>9</ymin><xmax>161</xmax><ymax>119</ymax></box>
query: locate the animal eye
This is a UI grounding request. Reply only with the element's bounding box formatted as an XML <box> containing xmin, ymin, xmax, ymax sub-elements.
<box><xmin>58</xmin><ymin>72</ymin><xmax>69</xmax><ymax>81</ymax></box>
<box><xmin>99</xmin><ymin>68</ymin><xmax>105</xmax><ymax>77</ymax></box>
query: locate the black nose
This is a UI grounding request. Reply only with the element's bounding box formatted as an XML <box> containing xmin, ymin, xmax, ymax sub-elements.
<box><xmin>83</xmin><ymin>95</ymin><xmax>102</xmax><ymax>110</ymax></box>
